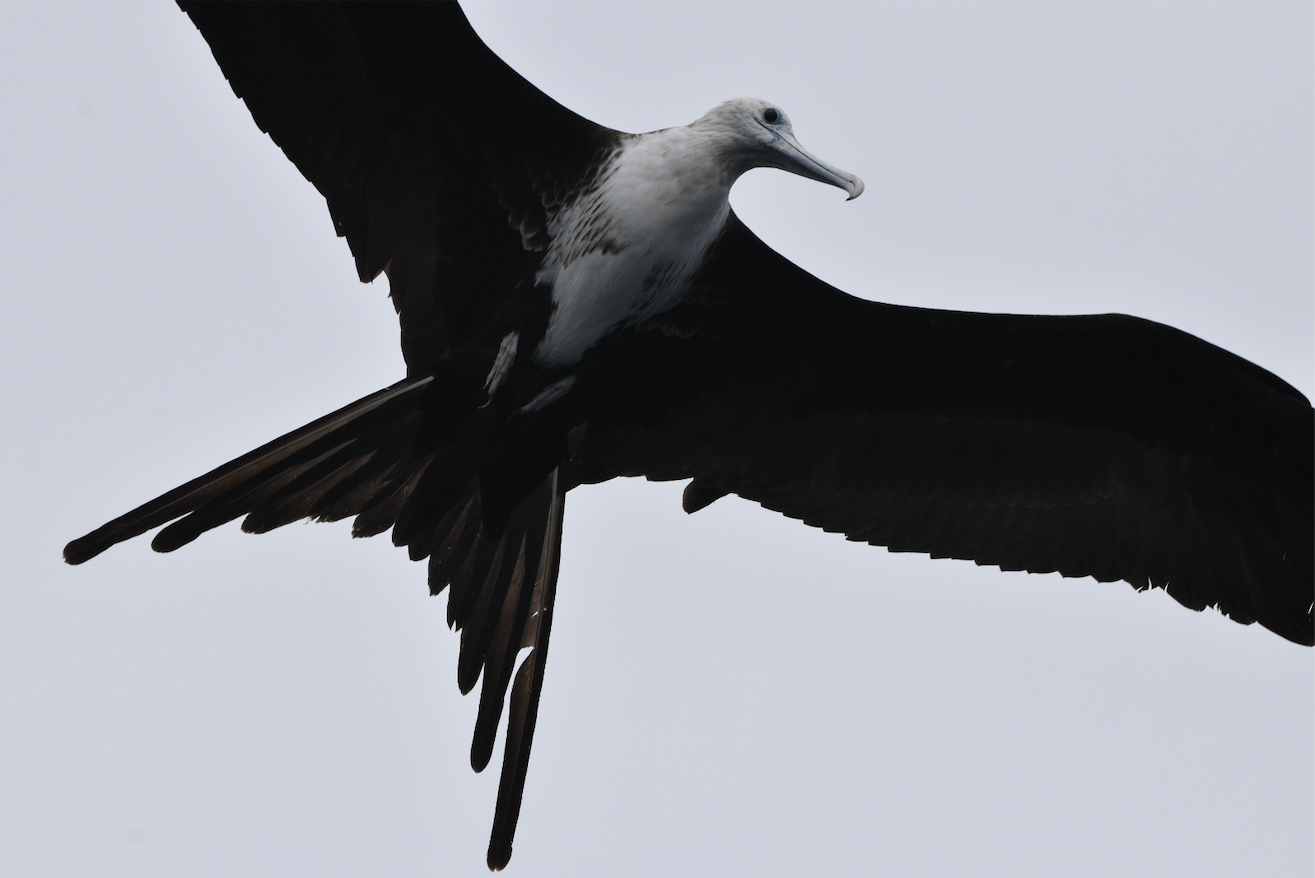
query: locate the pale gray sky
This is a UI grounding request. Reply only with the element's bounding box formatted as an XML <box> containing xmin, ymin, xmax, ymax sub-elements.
<box><xmin>1</xmin><ymin>3</ymin><xmax>1310</xmax><ymax>876</ymax></box>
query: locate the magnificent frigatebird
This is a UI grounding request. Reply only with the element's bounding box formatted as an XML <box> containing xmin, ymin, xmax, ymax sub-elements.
<box><xmin>41</xmin><ymin>1</ymin><xmax>1304</xmax><ymax>872</ymax></box>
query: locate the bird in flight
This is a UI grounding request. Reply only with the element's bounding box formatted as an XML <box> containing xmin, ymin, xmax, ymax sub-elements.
<box><xmin>63</xmin><ymin>2</ymin><xmax>1313</xmax><ymax>870</ymax></box>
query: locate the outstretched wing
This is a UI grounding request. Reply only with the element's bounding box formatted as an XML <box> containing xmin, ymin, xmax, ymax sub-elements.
<box><xmin>179</xmin><ymin>1</ymin><xmax>619</xmax><ymax>372</ymax></box>
<box><xmin>573</xmin><ymin>214</ymin><xmax>1314</xmax><ymax>646</ymax></box>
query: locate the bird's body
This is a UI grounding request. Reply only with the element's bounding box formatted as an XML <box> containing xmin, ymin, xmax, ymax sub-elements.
<box><xmin>495</xmin><ymin>98</ymin><xmax>861</xmax><ymax>370</ymax></box>
<box><xmin>54</xmin><ymin>2</ymin><xmax>1312</xmax><ymax>871</ymax></box>
<box><xmin>536</xmin><ymin>125</ymin><xmax>734</xmax><ymax>367</ymax></box>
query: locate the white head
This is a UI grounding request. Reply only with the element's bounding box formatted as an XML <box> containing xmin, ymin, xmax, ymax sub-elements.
<box><xmin>691</xmin><ymin>97</ymin><xmax>864</xmax><ymax>200</ymax></box>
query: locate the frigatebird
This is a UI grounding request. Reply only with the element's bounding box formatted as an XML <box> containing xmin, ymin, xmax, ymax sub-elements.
<box><xmin>58</xmin><ymin>3</ymin><xmax>1312</xmax><ymax>871</ymax></box>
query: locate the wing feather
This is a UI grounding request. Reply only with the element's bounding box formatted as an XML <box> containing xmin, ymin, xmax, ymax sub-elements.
<box><xmin>573</xmin><ymin>215</ymin><xmax>1314</xmax><ymax>645</ymax></box>
<box><xmin>178</xmin><ymin>1</ymin><xmax>621</xmax><ymax>372</ymax></box>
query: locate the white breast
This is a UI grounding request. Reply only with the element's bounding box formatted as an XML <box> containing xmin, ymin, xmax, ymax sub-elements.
<box><xmin>533</xmin><ymin>127</ymin><xmax>734</xmax><ymax>369</ymax></box>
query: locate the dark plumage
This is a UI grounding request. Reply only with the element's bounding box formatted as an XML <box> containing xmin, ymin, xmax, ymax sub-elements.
<box><xmin>62</xmin><ymin>2</ymin><xmax>1312</xmax><ymax>870</ymax></box>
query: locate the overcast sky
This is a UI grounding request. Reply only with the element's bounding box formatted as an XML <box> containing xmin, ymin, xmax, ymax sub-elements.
<box><xmin>1</xmin><ymin>3</ymin><xmax>1310</xmax><ymax>877</ymax></box>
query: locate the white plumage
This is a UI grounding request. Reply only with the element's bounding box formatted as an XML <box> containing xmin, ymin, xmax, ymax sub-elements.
<box><xmin>534</xmin><ymin>98</ymin><xmax>861</xmax><ymax>367</ymax></box>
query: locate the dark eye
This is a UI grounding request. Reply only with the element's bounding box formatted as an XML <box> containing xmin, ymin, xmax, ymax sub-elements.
<box><xmin>762</xmin><ymin>108</ymin><xmax>780</xmax><ymax>124</ymax></box>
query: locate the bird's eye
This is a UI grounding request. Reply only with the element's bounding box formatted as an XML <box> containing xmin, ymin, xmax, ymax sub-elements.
<box><xmin>762</xmin><ymin>108</ymin><xmax>780</xmax><ymax>124</ymax></box>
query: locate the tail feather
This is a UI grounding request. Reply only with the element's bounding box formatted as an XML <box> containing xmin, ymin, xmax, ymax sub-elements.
<box><xmin>469</xmin><ymin>517</ymin><xmax>532</xmax><ymax>675</ymax></box>
<box><xmin>310</xmin><ymin>421</ymin><xmax>425</xmax><ymax>521</ymax></box>
<box><xmin>64</xmin><ymin>376</ymin><xmax>434</xmax><ymax>565</ymax></box>
<box><xmin>66</xmin><ymin>373</ymin><xmax>569</xmax><ymax>873</ymax></box>
<box><xmin>458</xmin><ymin>529</ymin><xmax>519</xmax><ymax>694</ymax></box>
<box><xmin>352</xmin><ymin>452</ymin><xmax>438</xmax><ymax>539</ymax></box>
<box><xmin>471</xmin><ymin>484</ymin><xmax>554</xmax><ymax>773</ymax></box>
<box><xmin>428</xmin><ymin>485</ymin><xmax>482</xmax><ymax>602</ymax></box>
<box><xmin>395</xmin><ymin>465</ymin><xmax>567</xmax><ymax>861</ymax></box>
<box><xmin>470</xmin><ymin>530</ymin><xmax>531</xmax><ymax>771</ymax></box>
<box><xmin>240</xmin><ymin>442</ymin><xmax>375</xmax><ymax>534</ymax></box>
<box><xmin>487</xmin><ymin>468</ymin><xmax>563</xmax><ymax>871</ymax></box>
<box><xmin>313</xmin><ymin>459</ymin><xmax>408</xmax><ymax>523</ymax></box>
<box><xmin>149</xmin><ymin>442</ymin><xmax>348</xmax><ymax>553</ymax></box>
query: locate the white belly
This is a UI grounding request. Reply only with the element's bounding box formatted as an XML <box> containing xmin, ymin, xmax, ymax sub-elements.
<box><xmin>531</xmin><ymin>128</ymin><xmax>734</xmax><ymax>369</ymax></box>
<box><xmin>534</xmin><ymin>238</ymin><xmax>719</xmax><ymax>367</ymax></box>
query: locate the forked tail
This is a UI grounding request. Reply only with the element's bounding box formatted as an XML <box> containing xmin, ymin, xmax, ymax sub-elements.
<box><xmin>64</xmin><ymin>374</ymin><xmax>436</xmax><ymax>564</ymax></box>
<box><xmin>64</xmin><ymin>373</ymin><xmax>567</xmax><ymax>870</ymax></box>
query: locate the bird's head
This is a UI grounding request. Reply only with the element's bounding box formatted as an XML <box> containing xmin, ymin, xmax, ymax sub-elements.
<box><xmin>694</xmin><ymin>97</ymin><xmax>864</xmax><ymax>200</ymax></box>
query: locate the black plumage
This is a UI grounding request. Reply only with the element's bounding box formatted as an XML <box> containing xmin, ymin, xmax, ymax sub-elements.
<box><xmin>62</xmin><ymin>2</ymin><xmax>1312</xmax><ymax>870</ymax></box>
